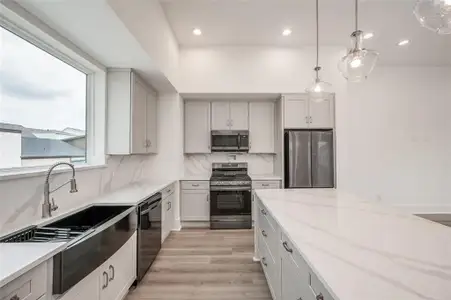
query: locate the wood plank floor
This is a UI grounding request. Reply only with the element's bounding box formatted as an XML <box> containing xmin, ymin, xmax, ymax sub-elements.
<box><xmin>126</xmin><ymin>229</ymin><xmax>272</xmax><ymax>300</ymax></box>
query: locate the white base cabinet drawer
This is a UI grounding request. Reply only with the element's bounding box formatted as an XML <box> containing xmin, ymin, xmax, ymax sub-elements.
<box><xmin>252</xmin><ymin>180</ymin><xmax>281</xmax><ymax>190</ymax></box>
<box><xmin>258</xmin><ymin>234</ymin><xmax>279</xmax><ymax>300</ymax></box>
<box><xmin>0</xmin><ymin>262</ymin><xmax>47</xmax><ymax>300</ymax></box>
<box><xmin>181</xmin><ymin>181</ymin><xmax>209</xmax><ymax>190</ymax></box>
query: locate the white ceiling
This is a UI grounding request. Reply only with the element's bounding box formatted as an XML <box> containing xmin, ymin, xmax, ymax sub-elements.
<box><xmin>160</xmin><ymin>0</ymin><xmax>451</xmax><ymax>66</ymax></box>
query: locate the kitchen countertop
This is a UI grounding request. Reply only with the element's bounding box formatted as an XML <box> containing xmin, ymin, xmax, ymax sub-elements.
<box><xmin>182</xmin><ymin>176</ymin><xmax>210</xmax><ymax>181</ymax></box>
<box><xmin>0</xmin><ymin>179</ymin><xmax>176</xmax><ymax>288</ymax></box>
<box><xmin>255</xmin><ymin>189</ymin><xmax>451</xmax><ymax>300</ymax></box>
<box><xmin>249</xmin><ymin>174</ymin><xmax>282</xmax><ymax>181</ymax></box>
<box><xmin>0</xmin><ymin>242</ymin><xmax>66</xmax><ymax>287</ymax></box>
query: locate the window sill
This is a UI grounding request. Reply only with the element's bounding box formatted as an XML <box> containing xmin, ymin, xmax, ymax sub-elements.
<box><xmin>0</xmin><ymin>163</ymin><xmax>108</xmax><ymax>181</ymax></box>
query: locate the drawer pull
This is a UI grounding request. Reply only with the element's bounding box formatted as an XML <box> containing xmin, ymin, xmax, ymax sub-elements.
<box><xmin>283</xmin><ymin>241</ymin><xmax>293</xmax><ymax>253</ymax></box>
<box><xmin>261</xmin><ymin>257</ymin><xmax>267</xmax><ymax>266</ymax></box>
<box><xmin>316</xmin><ymin>293</ymin><xmax>324</xmax><ymax>300</ymax></box>
<box><xmin>192</xmin><ymin>184</ymin><xmax>199</xmax><ymax>187</ymax></box>
<box><xmin>262</xmin><ymin>183</ymin><xmax>270</xmax><ymax>187</ymax></box>
<box><xmin>261</xmin><ymin>209</ymin><xmax>267</xmax><ymax>215</ymax></box>
<box><xmin>261</xmin><ymin>230</ymin><xmax>267</xmax><ymax>237</ymax></box>
<box><xmin>109</xmin><ymin>264</ymin><xmax>115</xmax><ymax>281</ymax></box>
<box><xmin>10</xmin><ymin>296</ymin><xmax>19</xmax><ymax>300</ymax></box>
<box><xmin>166</xmin><ymin>189</ymin><xmax>172</xmax><ymax>193</ymax></box>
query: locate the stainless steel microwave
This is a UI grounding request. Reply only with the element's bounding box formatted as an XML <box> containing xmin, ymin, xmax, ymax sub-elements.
<box><xmin>211</xmin><ymin>130</ymin><xmax>249</xmax><ymax>152</ymax></box>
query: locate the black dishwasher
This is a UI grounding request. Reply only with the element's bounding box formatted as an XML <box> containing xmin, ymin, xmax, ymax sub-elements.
<box><xmin>136</xmin><ymin>192</ymin><xmax>162</xmax><ymax>282</ymax></box>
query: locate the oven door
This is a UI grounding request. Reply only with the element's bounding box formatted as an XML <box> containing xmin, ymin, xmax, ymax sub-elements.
<box><xmin>211</xmin><ymin>131</ymin><xmax>240</xmax><ymax>152</ymax></box>
<box><xmin>210</xmin><ymin>188</ymin><xmax>252</xmax><ymax>229</ymax></box>
<box><xmin>210</xmin><ymin>188</ymin><xmax>251</xmax><ymax>216</ymax></box>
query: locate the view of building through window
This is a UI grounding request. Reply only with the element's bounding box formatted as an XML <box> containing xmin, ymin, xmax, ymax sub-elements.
<box><xmin>0</xmin><ymin>25</ymin><xmax>87</xmax><ymax>169</ymax></box>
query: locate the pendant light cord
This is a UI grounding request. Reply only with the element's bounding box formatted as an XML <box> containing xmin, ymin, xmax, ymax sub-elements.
<box><xmin>355</xmin><ymin>0</ymin><xmax>359</xmax><ymax>31</ymax></box>
<box><xmin>315</xmin><ymin>0</ymin><xmax>320</xmax><ymax>78</ymax></box>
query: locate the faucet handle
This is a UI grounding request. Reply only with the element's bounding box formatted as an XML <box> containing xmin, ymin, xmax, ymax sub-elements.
<box><xmin>51</xmin><ymin>198</ymin><xmax>58</xmax><ymax>211</ymax></box>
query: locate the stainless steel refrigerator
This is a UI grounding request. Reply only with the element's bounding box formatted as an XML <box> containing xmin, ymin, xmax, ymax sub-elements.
<box><xmin>284</xmin><ymin>130</ymin><xmax>335</xmax><ymax>188</ymax></box>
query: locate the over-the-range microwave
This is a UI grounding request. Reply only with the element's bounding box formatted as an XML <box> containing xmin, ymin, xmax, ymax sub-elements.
<box><xmin>211</xmin><ymin>130</ymin><xmax>249</xmax><ymax>152</ymax></box>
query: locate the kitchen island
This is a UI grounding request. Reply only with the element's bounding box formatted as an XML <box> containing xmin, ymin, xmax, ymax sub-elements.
<box><xmin>254</xmin><ymin>189</ymin><xmax>451</xmax><ymax>300</ymax></box>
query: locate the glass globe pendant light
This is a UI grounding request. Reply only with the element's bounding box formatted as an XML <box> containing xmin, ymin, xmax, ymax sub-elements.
<box><xmin>338</xmin><ymin>0</ymin><xmax>379</xmax><ymax>82</ymax></box>
<box><xmin>414</xmin><ymin>0</ymin><xmax>451</xmax><ymax>35</ymax></box>
<box><xmin>306</xmin><ymin>0</ymin><xmax>333</xmax><ymax>101</ymax></box>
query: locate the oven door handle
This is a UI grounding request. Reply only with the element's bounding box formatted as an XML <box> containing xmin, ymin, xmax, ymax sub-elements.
<box><xmin>237</xmin><ymin>133</ymin><xmax>241</xmax><ymax>150</ymax></box>
<box><xmin>210</xmin><ymin>186</ymin><xmax>251</xmax><ymax>192</ymax></box>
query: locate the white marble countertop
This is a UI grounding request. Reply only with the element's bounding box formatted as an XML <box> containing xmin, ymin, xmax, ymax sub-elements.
<box><xmin>0</xmin><ymin>242</ymin><xmax>66</xmax><ymax>287</ymax></box>
<box><xmin>0</xmin><ymin>179</ymin><xmax>175</xmax><ymax>288</ymax></box>
<box><xmin>255</xmin><ymin>189</ymin><xmax>451</xmax><ymax>300</ymax></box>
<box><xmin>181</xmin><ymin>176</ymin><xmax>210</xmax><ymax>181</ymax></box>
<box><xmin>249</xmin><ymin>174</ymin><xmax>282</xmax><ymax>181</ymax></box>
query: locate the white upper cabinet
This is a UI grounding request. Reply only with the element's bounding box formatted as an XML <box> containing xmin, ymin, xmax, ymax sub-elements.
<box><xmin>107</xmin><ymin>69</ymin><xmax>158</xmax><ymax>155</ymax></box>
<box><xmin>283</xmin><ymin>94</ymin><xmax>335</xmax><ymax>129</ymax></box>
<box><xmin>146</xmin><ymin>92</ymin><xmax>158</xmax><ymax>153</ymax></box>
<box><xmin>284</xmin><ymin>95</ymin><xmax>309</xmax><ymax>129</ymax></box>
<box><xmin>230</xmin><ymin>102</ymin><xmax>249</xmax><ymax>130</ymax></box>
<box><xmin>184</xmin><ymin>101</ymin><xmax>211</xmax><ymax>153</ymax></box>
<box><xmin>211</xmin><ymin>102</ymin><xmax>230</xmax><ymax>130</ymax></box>
<box><xmin>309</xmin><ymin>95</ymin><xmax>334</xmax><ymax>129</ymax></box>
<box><xmin>249</xmin><ymin>102</ymin><xmax>275</xmax><ymax>153</ymax></box>
<box><xmin>211</xmin><ymin>101</ymin><xmax>249</xmax><ymax>130</ymax></box>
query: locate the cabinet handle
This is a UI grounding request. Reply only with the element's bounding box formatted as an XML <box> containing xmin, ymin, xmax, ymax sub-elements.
<box><xmin>192</xmin><ymin>184</ymin><xmax>199</xmax><ymax>187</ymax></box>
<box><xmin>283</xmin><ymin>241</ymin><xmax>293</xmax><ymax>253</ymax></box>
<box><xmin>167</xmin><ymin>201</ymin><xmax>171</xmax><ymax>211</ymax></box>
<box><xmin>261</xmin><ymin>230</ymin><xmax>267</xmax><ymax>237</ymax></box>
<box><xmin>10</xmin><ymin>295</ymin><xmax>19</xmax><ymax>300</ymax></box>
<box><xmin>260</xmin><ymin>209</ymin><xmax>267</xmax><ymax>215</ymax></box>
<box><xmin>316</xmin><ymin>294</ymin><xmax>324</xmax><ymax>300</ymax></box>
<box><xmin>169</xmin><ymin>201</ymin><xmax>172</xmax><ymax>210</ymax></box>
<box><xmin>207</xmin><ymin>194</ymin><xmax>210</xmax><ymax>202</ymax></box>
<box><xmin>109</xmin><ymin>265</ymin><xmax>115</xmax><ymax>281</ymax></box>
<box><xmin>102</xmin><ymin>271</ymin><xmax>109</xmax><ymax>289</ymax></box>
<box><xmin>261</xmin><ymin>257</ymin><xmax>267</xmax><ymax>266</ymax></box>
<box><xmin>309</xmin><ymin>116</ymin><xmax>313</xmax><ymax>123</ymax></box>
<box><xmin>305</xmin><ymin>116</ymin><xmax>309</xmax><ymax>124</ymax></box>
<box><xmin>262</xmin><ymin>183</ymin><xmax>270</xmax><ymax>187</ymax></box>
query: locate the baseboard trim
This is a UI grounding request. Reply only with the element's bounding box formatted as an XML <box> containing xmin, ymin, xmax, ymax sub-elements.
<box><xmin>181</xmin><ymin>221</ymin><xmax>210</xmax><ymax>228</ymax></box>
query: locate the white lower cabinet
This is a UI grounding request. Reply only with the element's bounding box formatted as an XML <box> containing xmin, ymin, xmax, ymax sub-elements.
<box><xmin>60</xmin><ymin>233</ymin><xmax>136</xmax><ymax>300</ymax></box>
<box><xmin>256</xmin><ymin>197</ymin><xmax>335</xmax><ymax>300</ymax></box>
<box><xmin>162</xmin><ymin>187</ymin><xmax>175</xmax><ymax>243</ymax></box>
<box><xmin>181</xmin><ymin>181</ymin><xmax>210</xmax><ymax>222</ymax></box>
<box><xmin>0</xmin><ymin>261</ymin><xmax>48</xmax><ymax>300</ymax></box>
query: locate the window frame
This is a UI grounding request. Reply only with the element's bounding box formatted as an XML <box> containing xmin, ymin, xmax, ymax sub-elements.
<box><xmin>0</xmin><ymin>2</ymin><xmax>107</xmax><ymax>180</ymax></box>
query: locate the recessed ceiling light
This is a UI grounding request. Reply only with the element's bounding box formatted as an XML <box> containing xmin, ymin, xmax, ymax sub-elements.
<box><xmin>193</xmin><ymin>28</ymin><xmax>202</xmax><ymax>36</ymax></box>
<box><xmin>282</xmin><ymin>28</ymin><xmax>292</xmax><ymax>36</ymax></box>
<box><xmin>397</xmin><ymin>39</ymin><xmax>410</xmax><ymax>46</ymax></box>
<box><xmin>363</xmin><ymin>32</ymin><xmax>374</xmax><ymax>39</ymax></box>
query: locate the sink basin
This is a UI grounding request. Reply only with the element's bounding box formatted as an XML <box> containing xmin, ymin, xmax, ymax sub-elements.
<box><xmin>0</xmin><ymin>205</ymin><xmax>133</xmax><ymax>243</ymax></box>
<box><xmin>44</xmin><ymin>205</ymin><xmax>132</xmax><ymax>230</ymax></box>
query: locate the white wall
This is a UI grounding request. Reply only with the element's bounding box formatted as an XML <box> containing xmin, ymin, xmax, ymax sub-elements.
<box><xmin>107</xmin><ymin>0</ymin><xmax>180</xmax><ymax>88</ymax></box>
<box><xmin>339</xmin><ymin>67</ymin><xmax>451</xmax><ymax>212</ymax></box>
<box><xmin>0</xmin><ymin>131</ymin><xmax>21</xmax><ymax>168</ymax></box>
<box><xmin>178</xmin><ymin>46</ymin><xmax>347</xmax><ymax>94</ymax></box>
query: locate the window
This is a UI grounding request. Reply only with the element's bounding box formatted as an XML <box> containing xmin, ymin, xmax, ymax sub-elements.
<box><xmin>0</xmin><ymin>25</ymin><xmax>89</xmax><ymax>170</ymax></box>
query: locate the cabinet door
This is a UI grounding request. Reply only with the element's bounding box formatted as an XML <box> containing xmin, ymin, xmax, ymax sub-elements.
<box><xmin>131</xmin><ymin>77</ymin><xmax>148</xmax><ymax>154</ymax></box>
<box><xmin>59</xmin><ymin>268</ymin><xmax>99</xmax><ymax>300</ymax></box>
<box><xmin>249</xmin><ymin>102</ymin><xmax>274</xmax><ymax>153</ymax></box>
<box><xmin>230</xmin><ymin>102</ymin><xmax>249</xmax><ymax>130</ymax></box>
<box><xmin>284</xmin><ymin>95</ymin><xmax>309</xmax><ymax>129</ymax></box>
<box><xmin>184</xmin><ymin>101</ymin><xmax>211</xmax><ymax>153</ymax></box>
<box><xmin>280</xmin><ymin>242</ymin><xmax>314</xmax><ymax>300</ymax></box>
<box><xmin>181</xmin><ymin>190</ymin><xmax>210</xmax><ymax>221</ymax></box>
<box><xmin>146</xmin><ymin>91</ymin><xmax>158</xmax><ymax>153</ymax></box>
<box><xmin>211</xmin><ymin>102</ymin><xmax>230</xmax><ymax>130</ymax></box>
<box><xmin>100</xmin><ymin>234</ymin><xmax>136</xmax><ymax>300</ymax></box>
<box><xmin>162</xmin><ymin>193</ymin><xmax>174</xmax><ymax>243</ymax></box>
<box><xmin>309</xmin><ymin>96</ymin><xmax>334</xmax><ymax>129</ymax></box>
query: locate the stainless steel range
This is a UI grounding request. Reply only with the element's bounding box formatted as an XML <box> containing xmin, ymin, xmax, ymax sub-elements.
<box><xmin>210</xmin><ymin>163</ymin><xmax>252</xmax><ymax>229</ymax></box>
